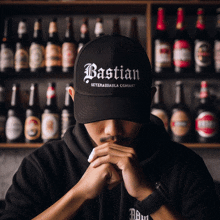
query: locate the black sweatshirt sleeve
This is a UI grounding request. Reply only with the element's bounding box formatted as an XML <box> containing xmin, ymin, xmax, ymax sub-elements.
<box><xmin>0</xmin><ymin>156</ymin><xmax>49</xmax><ymax>220</ymax></box>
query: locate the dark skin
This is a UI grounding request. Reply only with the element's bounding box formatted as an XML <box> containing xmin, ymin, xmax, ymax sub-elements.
<box><xmin>33</xmin><ymin>86</ymin><xmax>186</xmax><ymax>220</ymax></box>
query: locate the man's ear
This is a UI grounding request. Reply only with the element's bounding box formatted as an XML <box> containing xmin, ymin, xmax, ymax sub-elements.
<box><xmin>151</xmin><ymin>86</ymin><xmax>157</xmax><ymax>103</ymax></box>
<box><xmin>68</xmin><ymin>86</ymin><xmax>75</xmax><ymax>101</ymax></box>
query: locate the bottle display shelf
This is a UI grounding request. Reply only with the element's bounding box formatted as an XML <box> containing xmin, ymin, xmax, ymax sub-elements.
<box><xmin>0</xmin><ymin>143</ymin><xmax>220</xmax><ymax>149</ymax></box>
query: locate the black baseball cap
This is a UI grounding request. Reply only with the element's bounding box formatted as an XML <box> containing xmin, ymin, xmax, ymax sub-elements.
<box><xmin>73</xmin><ymin>35</ymin><xmax>152</xmax><ymax>124</ymax></box>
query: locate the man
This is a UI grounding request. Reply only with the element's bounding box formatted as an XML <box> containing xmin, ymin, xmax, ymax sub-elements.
<box><xmin>1</xmin><ymin>35</ymin><xmax>219</xmax><ymax>220</ymax></box>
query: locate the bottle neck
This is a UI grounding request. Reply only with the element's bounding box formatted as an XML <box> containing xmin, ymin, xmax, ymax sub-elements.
<box><xmin>18</xmin><ymin>21</ymin><xmax>28</xmax><ymax>39</ymax></box>
<box><xmin>216</xmin><ymin>12</ymin><xmax>220</xmax><ymax>30</ymax></box>
<box><xmin>112</xmin><ymin>18</ymin><xmax>120</xmax><ymax>35</ymax></box>
<box><xmin>29</xmin><ymin>84</ymin><xmax>39</xmax><ymax>106</ymax></box>
<box><xmin>176</xmin><ymin>8</ymin><xmax>185</xmax><ymax>31</ymax></box>
<box><xmin>196</xmin><ymin>9</ymin><xmax>206</xmax><ymax>30</ymax></box>
<box><xmin>94</xmin><ymin>19</ymin><xmax>104</xmax><ymax>37</ymax></box>
<box><xmin>11</xmin><ymin>85</ymin><xmax>20</xmax><ymax>106</ymax></box>
<box><xmin>200</xmin><ymin>82</ymin><xmax>209</xmax><ymax>104</ymax></box>
<box><xmin>3</xmin><ymin>19</ymin><xmax>12</xmax><ymax>40</ymax></box>
<box><xmin>154</xmin><ymin>83</ymin><xmax>163</xmax><ymax>104</ymax></box>
<box><xmin>156</xmin><ymin>8</ymin><xmax>166</xmax><ymax>31</ymax></box>
<box><xmin>64</xmin><ymin>87</ymin><xmax>73</xmax><ymax>107</ymax></box>
<box><xmin>0</xmin><ymin>86</ymin><xmax>5</xmax><ymax>103</ymax></box>
<box><xmin>33</xmin><ymin>21</ymin><xmax>43</xmax><ymax>39</ymax></box>
<box><xmin>80</xmin><ymin>22</ymin><xmax>89</xmax><ymax>39</ymax></box>
<box><xmin>130</xmin><ymin>17</ymin><xmax>138</xmax><ymax>40</ymax></box>
<box><xmin>175</xmin><ymin>83</ymin><xmax>184</xmax><ymax>104</ymax></box>
<box><xmin>46</xmin><ymin>86</ymin><xmax>57</xmax><ymax>106</ymax></box>
<box><xmin>65</xmin><ymin>20</ymin><xmax>74</xmax><ymax>39</ymax></box>
<box><xmin>48</xmin><ymin>21</ymin><xmax>59</xmax><ymax>38</ymax></box>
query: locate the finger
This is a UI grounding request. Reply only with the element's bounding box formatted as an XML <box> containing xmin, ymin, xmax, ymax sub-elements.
<box><xmin>88</xmin><ymin>143</ymin><xmax>136</xmax><ymax>163</ymax></box>
<box><xmin>106</xmin><ymin>163</ymin><xmax>122</xmax><ymax>190</ymax></box>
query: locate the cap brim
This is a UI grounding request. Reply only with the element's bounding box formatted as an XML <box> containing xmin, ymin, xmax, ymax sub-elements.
<box><xmin>74</xmin><ymin>92</ymin><xmax>150</xmax><ymax>124</ymax></box>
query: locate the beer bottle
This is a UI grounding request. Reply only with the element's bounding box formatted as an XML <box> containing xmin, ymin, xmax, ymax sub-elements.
<box><xmin>29</xmin><ymin>19</ymin><xmax>45</xmax><ymax>73</ymax></box>
<box><xmin>0</xmin><ymin>84</ymin><xmax>7</xmax><ymax>142</ymax></box>
<box><xmin>25</xmin><ymin>83</ymin><xmax>41</xmax><ymax>143</ymax></box>
<box><xmin>214</xmin><ymin>8</ymin><xmax>220</xmax><ymax>73</ymax></box>
<box><xmin>15</xmin><ymin>19</ymin><xmax>29</xmax><ymax>73</ymax></box>
<box><xmin>46</xmin><ymin>18</ymin><xmax>62</xmax><ymax>73</ymax></box>
<box><xmin>61</xmin><ymin>83</ymin><xmax>75</xmax><ymax>137</ymax></box>
<box><xmin>62</xmin><ymin>17</ymin><xmax>77</xmax><ymax>73</ymax></box>
<box><xmin>151</xmin><ymin>81</ymin><xmax>169</xmax><ymax>131</ymax></box>
<box><xmin>153</xmin><ymin>8</ymin><xmax>172</xmax><ymax>74</ymax></box>
<box><xmin>194</xmin><ymin>8</ymin><xmax>213</xmax><ymax>74</ymax></box>
<box><xmin>77</xmin><ymin>18</ymin><xmax>90</xmax><ymax>53</ymax></box>
<box><xmin>94</xmin><ymin>18</ymin><xmax>104</xmax><ymax>38</ymax></box>
<box><xmin>112</xmin><ymin>18</ymin><xmax>120</xmax><ymax>35</ymax></box>
<box><xmin>170</xmin><ymin>81</ymin><xmax>193</xmax><ymax>143</ymax></box>
<box><xmin>173</xmin><ymin>8</ymin><xmax>192</xmax><ymax>74</ymax></box>
<box><xmin>5</xmin><ymin>84</ymin><xmax>24</xmax><ymax>143</ymax></box>
<box><xmin>195</xmin><ymin>81</ymin><xmax>219</xmax><ymax>143</ymax></box>
<box><xmin>1</xmin><ymin>18</ymin><xmax>14</xmax><ymax>73</ymax></box>
<box><xmin>129</xmin><ymin>17</ymin><xmax>139</xmax><ymax>42</ymax></box>
<box><xmin>41</xmin><ymin>82</ymin><xmax>60</xmax><ymax>143</ymax></box>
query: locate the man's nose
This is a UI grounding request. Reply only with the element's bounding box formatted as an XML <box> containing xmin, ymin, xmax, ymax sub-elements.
<box><xmin>104</xmin><ymin>119</ymin><xmax>122</xmax><ymax>138</ymax></box>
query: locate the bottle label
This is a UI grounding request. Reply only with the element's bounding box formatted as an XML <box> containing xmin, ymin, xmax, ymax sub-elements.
<box><xmin>46</xmin><ymin>44</ymin><xmax>61</xmax><ymax>67</ymax></box>
<box><xmin>25</xmin><ymin>116</ymin><xmax>41</xmax><ymax>140</ymax></box>
<box><xmin>194</xmin><ymin>41</ymin><xmax>212</xmax><ymax>67</ymax></box>
<box><xmin>62</xmin><ymin>42</ymin><xmax>77</xmax><ymax>68</ymax></box>
<box><xmin>5</xmin><ymin>116</ymin><xmax>23</xmax><ymax>140</ymax></box>
<box><xmin>151</xmin><ymin>109</ymin><xmax>169</xmax><ymax>131</ymax></box>
<box><xmin>170</xmin><ymin>110</ymin><xmax>191</xmax><ymax>137</ymax></box>
<box><xmin>214</xmin><ymin>40</ymin><xmax>220</xmax><ymax>71</ymax></box>
<box><xmin>173</xmin><ymin>40</ymin><xmax>191</xmax><ymax>68</ymax></box>
<box><xmin>155</xmin><ymin>41</ymin><xmax>171</xmax><ymax>68</ymax></box>
<box><xmin>0</xmin><ymin>115</ymin><xmax>6</xmax><ymax>137</ymax></box>
<box><xmin>15</xmin><ymin>48</ymin><xmax>29</xmax><ymax>69</ymax></box>
<box><xmin>195</xmin><ymin>112</ymin><xmax>218</xmax><ymax>137</ymax></box>
<box><xmin>61</xmin><ymin>112</ymin><xmax>75</xmax><ymax>136</ymax></box>
<box><xmin>42</xmin><ymin>113</ymin><xmax>59</xmax><ymax>139</ymax></box>
<box><xmin>1</xmin><ymin>48</ymin><xmax>14</xmax><ymax>69</ymax></box>
<box><xmin>29</xmin><ymin>43</ymin><xmax>45</xmax><ymax>69</ymax></box>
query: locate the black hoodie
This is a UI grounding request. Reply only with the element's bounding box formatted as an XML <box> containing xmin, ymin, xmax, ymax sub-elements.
<box><xmin>1</xmin><ymin>116</ymin><xmax>220</xmax><ymax>220</ymax></box>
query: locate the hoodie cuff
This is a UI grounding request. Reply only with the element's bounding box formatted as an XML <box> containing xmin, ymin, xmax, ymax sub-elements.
<box><xmin>134</xmin><ymin>182</ymin><xmax>168</xmax><ymax>216</ymax></box>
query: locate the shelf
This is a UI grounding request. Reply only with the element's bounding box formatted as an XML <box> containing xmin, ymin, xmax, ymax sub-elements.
<box><xmin>0</xmin><ymin>143</ymin><xmax>220</xmax><ymax>149</ymax></box>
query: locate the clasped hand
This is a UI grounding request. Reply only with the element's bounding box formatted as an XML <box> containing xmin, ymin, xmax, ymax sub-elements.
<box><xmin>76</xmin><ymin>142</ymin><xmax>153</xmax><ymax>202</ymax></box>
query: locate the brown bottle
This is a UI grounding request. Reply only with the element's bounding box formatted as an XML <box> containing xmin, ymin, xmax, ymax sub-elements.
<box><xmin>5</xmin><ymin>84</ymin><xmax>24</xmax><ymax>143</ymax></box>
<box><xmin>1</xmin><ymin>18</ymin><xmax>14</xmax><ymax>73</ymax></box>
<box><xmin>62</xmin><ymin>17</ymin><xmax>77</xmax><ymax>73</ymax></box>
<box><xmin>61</xmin><ymin>83</ymin><xmax>75</xmax><ymax>137</ymax></box>
<box><xmin>153</xmin><ymin>8</ymin><xmax>172</xmax><ymax>74</ymax></box>
<box><xmin>29</xmin><ymin>19</ymin><xmax>45</xmax><ymax>73</ymax></box>
<box><xmin>112</xmin><ymin>18</ymin><xmax>121</xmax><ymax>35</ymax></box>
<box><xmin>195</xmin><ymin>81</ymin><xmax>219</xmax><ymax>143</ymax></box>
<box><xmin>25</xmin><ymin>83</ymin><xmax>41</xmax><ymax>143</ymax></box>
<box><xmin>41</xmin><ymin>82</ymin><xmax>60</xmax><ymax>143</ymax></box>
<box><xmin>173</xmin><ymin>8</ymin><xmax>192</xmax><ymax>74</ymax></box>
<box><xmin>194</xmin><ymin>8</ymin><xmax>213</xmax><ymax>74</ymax></box>
<box><xmin>46</xmin><ymin>18</ymin><xmax>62</xmax><ymax>73</ymax></box>
<box><xmin>15</xmin><ymin>19</ymin><xmax>29</xmax><ymax>73</ymax></box>
<box><xmin>151</xmin><ymin>81</ymin><xmax>169</xmax><ymax>131</ymax></box>
<box><xmin>170</xmin><ymin>81</ymin><xmax>193</xmax><ymax>143</ymax></box>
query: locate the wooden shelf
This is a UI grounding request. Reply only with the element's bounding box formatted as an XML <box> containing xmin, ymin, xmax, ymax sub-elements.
<box><xmin>0</xmin><ymin>143</ymin><xmax>220</xmax><ymax>149</ymax></box>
